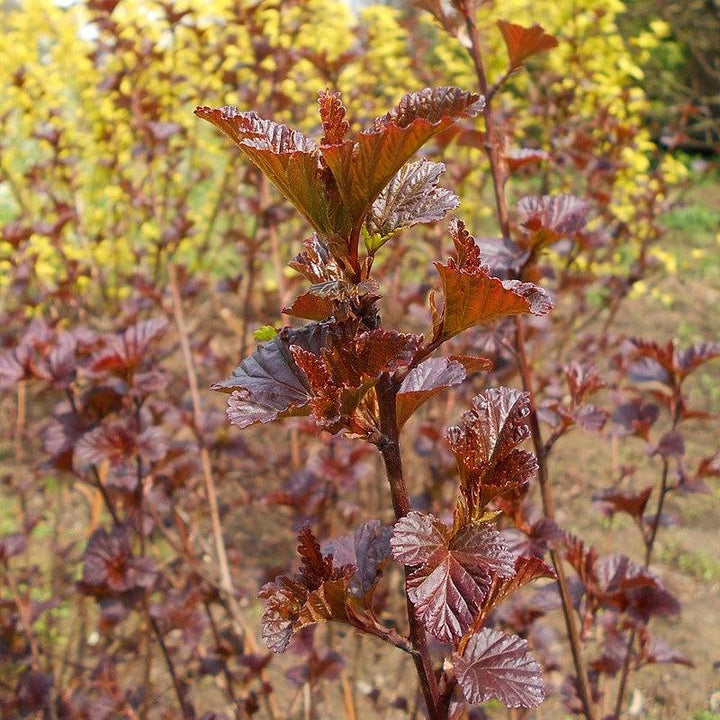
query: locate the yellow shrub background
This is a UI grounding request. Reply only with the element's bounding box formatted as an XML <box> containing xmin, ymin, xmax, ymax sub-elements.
<box><xmin>0</xmin><ymin>0</ymin><xmax>683</xmax><ymax>302</ymax></box>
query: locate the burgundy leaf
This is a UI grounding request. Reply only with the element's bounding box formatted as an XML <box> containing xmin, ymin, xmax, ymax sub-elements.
<box><xmin>0</xmin><ymin>533</ymin><xmax>27</xmax><ymax>562</ymax></box>
<box><xmin>445</xmin><ymin>388</ymin><xmax>537</xmax><ymax>517</ymax></box>
<box><xmin>90</xmin><ymin>318</ymin><xmax>168</xmax><ymax>377</ymax></box>
<box><xmin>81</xmin><ymin>527</ymin><xmax>157</xmax><ymax>595</ymax></box>
<box><xmin>396</xmin><ymin>357</ymin><xmax>467</xmax><ymax>428</ymax></box>
<box><xmin>639</xmin><ymin>632</ymin><xmax>693</xmax><ymax>668</ymax></box>
<box><xmin>391</xmin><ymin>512</ymin><xmax>514</xmax><ymax>642</ymax></box>
<box><xmin>260</xmin><ymin>527</ymin><xmax>406</xmax><ymax>653</ymax></box>
<box><xmin>505</xmin><ymin>147</ymin><xmax>549</xmax><ymax>170</ymax></box>
<box><xmin>592</xmin><ymin>486</ymin><xmax>653</xmax><ymax>519</ymax></box>
<box><xmin>475</xmin><ymin>556</ymin><xmax>556</xmax><ymax>626</ymax></box>
<box><xmin>213</xmin><ymin>323</ymin><xmax>331</xmax><ymax>429</ymax></box>
<box><xmin>454</xmin><ymin>628</ymin><xmax>545</xmax><ymax>707</ymax></box>
<box><xmin>324</xmin><ymin>519</ymin><xmax>392</xmax><ymax>598</ymax></box>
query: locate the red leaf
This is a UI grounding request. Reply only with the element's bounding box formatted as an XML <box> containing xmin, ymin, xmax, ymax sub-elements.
<box><xmin>592</xmin><ymin>486</ymin><xmax>653</xmax><ymax>520</ymax></box>
<box><xmin>639</xmin><ymin>632</ymin><xmax>694</xmax><ymax>668</ymax></box>
<box><xmin>433</xmin><ymin>219</ymin><xmax>551</xmax><ymax>341</ymax></box>
<box><xmin>396</xmin><ymin>357</ymin><xmax>467</xmax><ymax>428</ymax></box>
<box><xmin>317</xmin><ymin>90</ymin><xmax>349</xmax><ymax>146</ymax></box>
<box><xmin>323</xmin><ymin>519</ymin><xmax>392</xmax><ymax>598</ymax></box>
<box><xmin>505</xmin><ymin>147</ymin><xmax>548</xmax><ymax>170</ymax></box>
<box><xmin>454</xmin><ymin>628</ymin><xmax>545</xmax><ymax>707</ymax></box>
<box><xmin>260</xmin><ymin>527</ymin><xmax>406</xmax><ymax>653</ymax></box>
<box><xmin>497</xmin><ymin>20</ymin><xmax>558</xmax><ymax>70</ymax></box>
<box><xmin>517</xmin><ymin>194</ymin><xmax>587</xmax><ymax>248</ymax></box>
<box><xmin>475</xmin><ymin>556</ymin><xmax>556</xmax><ymax>626</ymax></box>
<box><xmin>90</xmin><ymin>318</ymin><xmax>167</xmax><ymax>377</ymax></box>
<box><xmin>446</xmin><ymin>388</ymin><xmax>538</xmax><ymax>518</ymax></box>
<box><xmin>321</xmin><ymin>87</ymin><xmax>482</xmax><ymax>227</ymax></box>
<box><xmin>195</xmin><ymin>106</ymin><xmax>348</xmax><ymax>238</ymax></box>
<box><xmin>391</xmin><ymin>512</ymin><xmax>514</xmax><ymax>642</ymax></box>
<box><xmin>283</xmin><ymin>292</ymin><xmax>335</xmax><ymax>321</ymax></box>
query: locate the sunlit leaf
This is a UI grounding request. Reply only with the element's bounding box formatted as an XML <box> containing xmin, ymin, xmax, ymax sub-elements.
<box><xmin>367</xmin><ymin>160</ymin><xmax>458</xmax><ymax>242</ymax></box>
<box><xmin>195</xmin><ymin>106</ymin><xmax>349</xmax><ymax>238</ymax></box>
<box><xmin>391</xmin><ymin>512</ymin><xmax>514</xmax><ymax>642</ymax></box>
<box><xmin>433</xmin><ymin>219</ymin><xmax>551</xmax><ymax>341</ymax></box>
<box><xmin>497</xmin><ymin>20</ymin><xmax>558</xmax><ymax>70</ymax></box>
<box><xmin>321</xmin><ymin>87</ymin><xmax>482</xmax><ymax>227</ymax></box>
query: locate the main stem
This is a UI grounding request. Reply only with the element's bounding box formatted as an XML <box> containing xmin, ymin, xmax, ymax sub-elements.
<box><xmin>461</xmin><ymin>8</ymin><xmax>597</xmax><ymax>718</ymax></box>
<box><xmin>375</xmin><ymin>374</ymin><xmax>442</xmax><ymax>720</ymax></box>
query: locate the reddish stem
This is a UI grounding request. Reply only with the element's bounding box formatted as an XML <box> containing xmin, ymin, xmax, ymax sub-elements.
<box><xmin>460</xmin><ymin>6</ymin><xmax>598</xmax><ymax>716</ymax></box>
<box><xmin>375</xmin><ymin>373</ymin><xmax>443</xmax><ymax>720</ymax></box>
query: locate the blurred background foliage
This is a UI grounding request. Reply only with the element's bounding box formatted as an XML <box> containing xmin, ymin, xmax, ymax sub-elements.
<box><xmin>0</xmin><ymin>0</ymin><xmax>711</xmax><ymax>312</ymax></box>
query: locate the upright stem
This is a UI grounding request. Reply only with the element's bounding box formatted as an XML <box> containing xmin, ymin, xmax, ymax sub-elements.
<box><xmin>614</xmin><ymin>409</ymin><xmax>679</xmax><ymax>718</ymax></box>
<box><xmin>516</xmin><ymin>317</ymin><xmax>597</xmax><ymax>720</ymax></box>
<box><xmin>464</xmin><ymin>9</ymin><xmax>511</xmax><ymax>240</ymax></box>
<box><xmin>375</xmin><ymin>374</ymin><xmax>442</xmax><ymax>720</ymax></box>
<box><xmin>460</xmin><ymin>6</ymin><xmax>598</xmax><ymax>716</ymax></box>
<box><xmin>167</xmin><ymin>264</ymin><xmax>280</xmax><ymax>719</ymax></box>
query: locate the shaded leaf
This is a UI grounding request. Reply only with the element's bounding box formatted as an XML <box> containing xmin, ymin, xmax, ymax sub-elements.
<box><xmin>454</xmin><ymin>628</ymin><xmax>545</xmax><ymax>707</ymax></box>
<box><xmin>639</xmin><ymin>632</ymin><xmax>693</xmax><ymax>668</ymax></box>
<box><xmin>283</xmin><ymin>292</ymin><xmax>335</xmax><ymax>321</ymax></box>
<box><xmin>517</xmin><ymin>194</ymin><xmax>587</xmax><ymax>248</ymax></box>
<box><xmin>90</xmin><ymin>318</ymin><xmax>168</xmax><ymax>377</ymax></box>
<box><xmin>213</xmin><ymin>323</ymin><xmax>331</xmax><ymax>429</ymax></box>
<box><xmin>505</xmin><ymin>148</ymin><xmax>549</xmax><ymax>170</ymax></box>
<box><xmin>396</xmin><ymin>357</ymin><xmax>467</xmax><ymax>428</ymax></box>
<box><xmin>323</xmin><ymin>519</ymin><xmax>392</xmax><ymax>598</ymax></box>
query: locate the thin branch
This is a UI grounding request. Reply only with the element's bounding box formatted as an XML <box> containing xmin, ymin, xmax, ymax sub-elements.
<box><xmin>167</xmin><ymin>263</ymin><xmax>280</xmax><ymax>720</ymax></box>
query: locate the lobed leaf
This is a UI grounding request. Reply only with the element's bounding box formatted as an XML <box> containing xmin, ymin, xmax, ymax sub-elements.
<box><xmin>517</xmin><ymin>194</ymin><xmax>587</xmax><ymax>248</ymax></box>
<box><xmin>391</xmin><ymin>512</ymin><xmax>514</xmax><ymax>642</ymax></box>
<box><xmin>445</xmin><ymin>388</ymin><xmax>538</xmax><ymax>518</ymax></box>
<box><xmin>433</xmin><ymin>219</ymin><xmax>551</xmax><ymax>341</ymax></box>
<box><xmin>195</xmin><ymin>106</ymin><xmax>348</xmax><ymax>238</ymax></box>
<box><xmin>454</xmin><ymin>628</ymin><xmax>545</xmax><ymax>707</ymax></box>
<box><xmin>213</xmin><ymin>323</ymin><xmax>332</xmax><ymax>429</ymax></box>
<box><xmin>321</xmin><ymin>87</ymin><xmax>482</xmax><ymax>228</ymax></box>
<box><xmin>260</xmin><ymin>527</ymin><xmax>405</xmax><ymax>653</ymax></box>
